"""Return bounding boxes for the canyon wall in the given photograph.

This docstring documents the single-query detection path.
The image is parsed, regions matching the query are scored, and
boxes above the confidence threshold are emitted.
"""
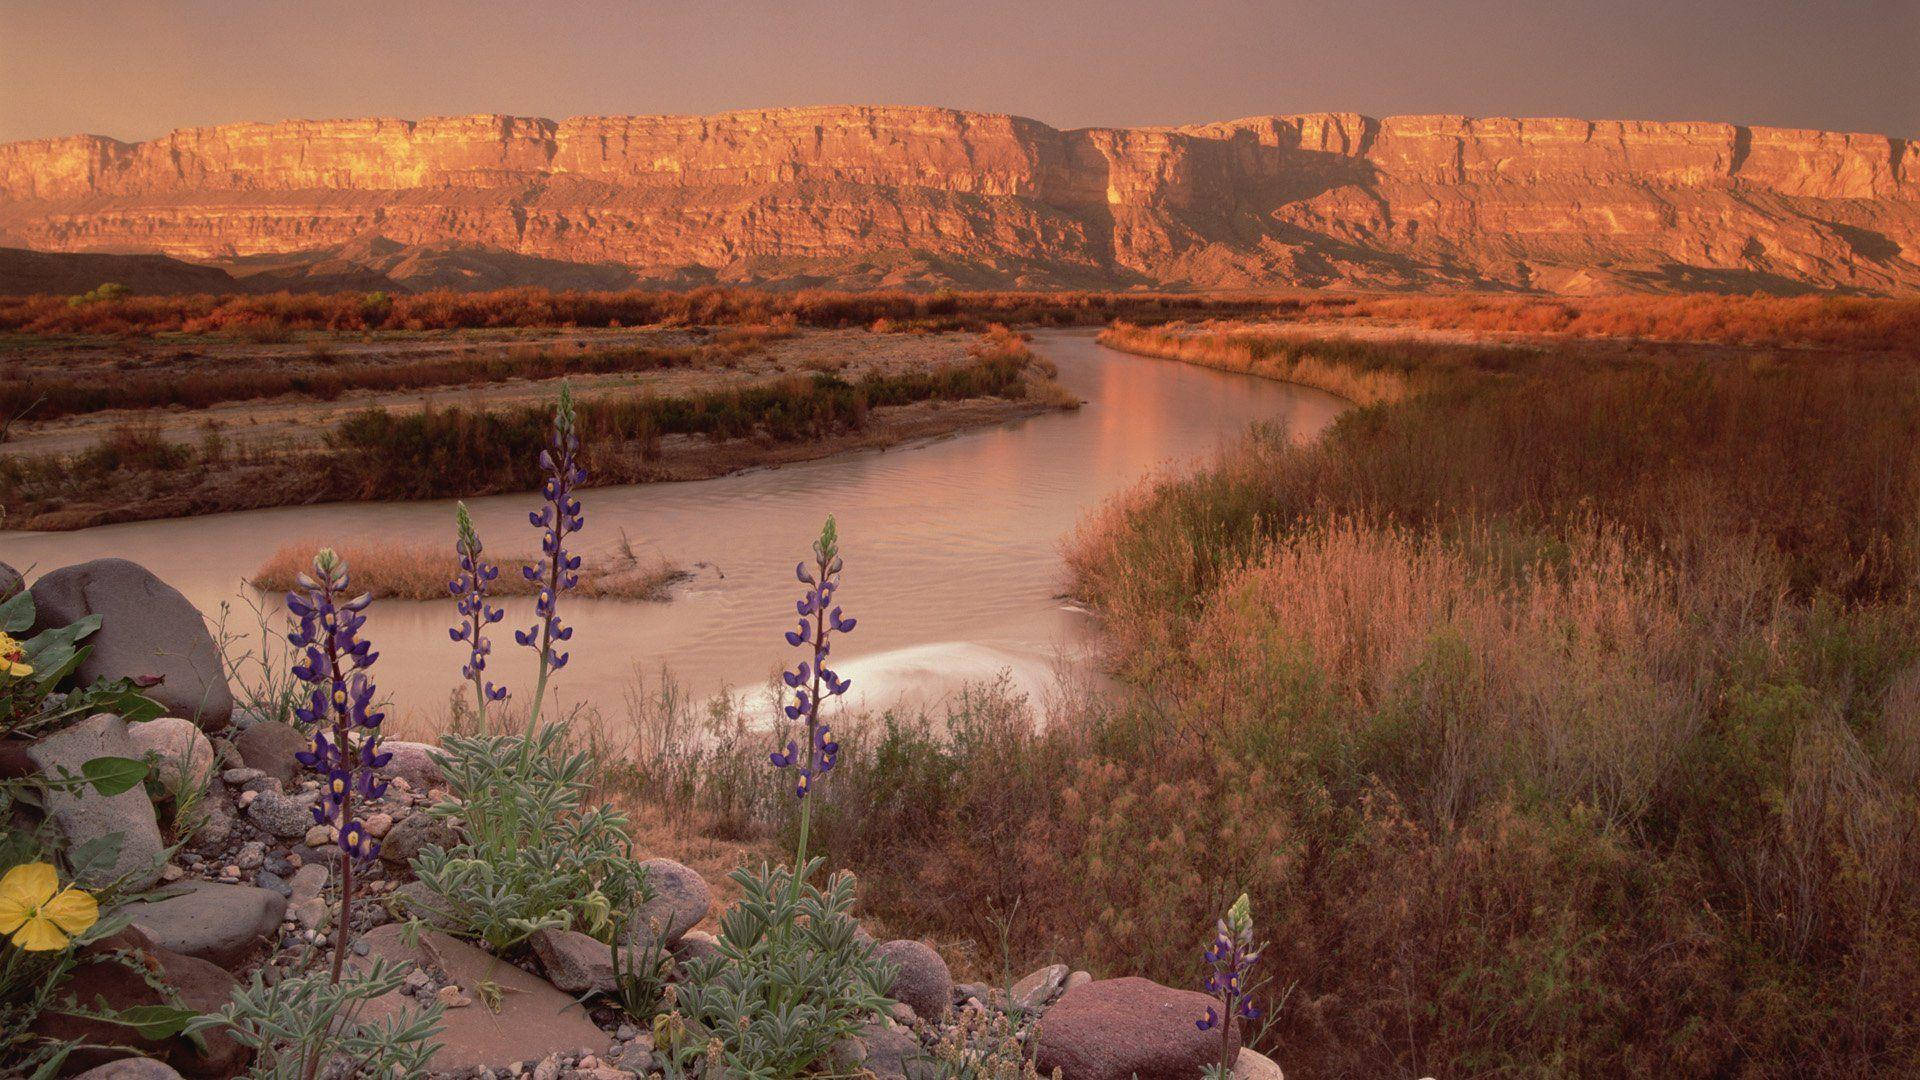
[1,105,1915,293]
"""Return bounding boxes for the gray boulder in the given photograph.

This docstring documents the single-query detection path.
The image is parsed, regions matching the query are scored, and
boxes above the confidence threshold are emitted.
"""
[627,858,709,948]
[29,559,233,729]
[856,1021,936,1080]
[232,720,306,786]
[246,788,318,839]
[874,939,953,1021]
[671,928,723,969]
[125,717,215,797]
[128,881,287,966]
[378,812,457,865]
[1012,962,1070,1011]
[375,740,448,789]
[27,713,165,889]
[529,928,618,995]
[1034,976,1238,1080]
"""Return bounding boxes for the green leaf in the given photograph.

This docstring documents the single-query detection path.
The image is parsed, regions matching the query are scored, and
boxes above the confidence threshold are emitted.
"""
[81,756,148,796]
[0,588,33,633]
[65,831,126,881]
[103,1003,202,1040]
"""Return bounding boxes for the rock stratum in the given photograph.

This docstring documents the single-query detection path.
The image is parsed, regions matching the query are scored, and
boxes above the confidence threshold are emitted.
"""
[1,105,1916,294]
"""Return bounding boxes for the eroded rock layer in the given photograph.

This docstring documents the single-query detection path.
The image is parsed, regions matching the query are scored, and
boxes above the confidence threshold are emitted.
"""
[1,106,1915,293]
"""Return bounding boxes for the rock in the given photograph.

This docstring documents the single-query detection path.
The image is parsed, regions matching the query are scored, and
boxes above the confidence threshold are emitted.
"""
[355,922,612,1071]
[391,879,465,933]
[231,720,305,786]
[627,858,709,948]
[1066,969,1093,992]
[304,823,336,848]
[221,767,263,785]
[375,740,448,788]
[530,928,618,995]
[71,1059,185,1080]
[363,811,394,838]
[31,927,250,1078]
[25,713,166,889]
[194,799,236,848]
[379,812,457,865]
[234,840,265,870]
[1234,1049,1286,1080]
[436,984,473,1008]
[125,717,215,797]
[1034,977,1238,1080]
[670,928,722,969]
[127,880,287,967]
[856,1020,935,1080]
[246,788,317,839]
[874,939,953,1021]
[28,559,234,729]
[0,561,22,600]
[1011,962,1070,1011]
[288,862,328,905]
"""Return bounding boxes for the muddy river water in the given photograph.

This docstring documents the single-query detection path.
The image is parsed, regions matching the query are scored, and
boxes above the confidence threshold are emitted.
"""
[0,331,1345,727]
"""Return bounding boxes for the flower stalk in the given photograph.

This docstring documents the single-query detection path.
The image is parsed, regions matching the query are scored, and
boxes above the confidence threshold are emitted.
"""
[1197,892,1264,1074]
[769,516,856,895]
[515,384,584,733]
[449,501,508,725]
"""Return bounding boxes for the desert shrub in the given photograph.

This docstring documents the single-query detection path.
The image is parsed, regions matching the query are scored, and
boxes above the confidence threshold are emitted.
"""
[191,957,442,1080]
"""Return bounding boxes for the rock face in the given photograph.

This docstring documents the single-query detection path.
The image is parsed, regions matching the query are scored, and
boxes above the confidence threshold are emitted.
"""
[1033,976,1239,1080]
[28,559,234,729]
[1,106,1916,294]
[25,713,166,889]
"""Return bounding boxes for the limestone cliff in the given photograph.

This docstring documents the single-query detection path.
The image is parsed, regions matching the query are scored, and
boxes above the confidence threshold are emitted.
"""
[1,105,1915,293]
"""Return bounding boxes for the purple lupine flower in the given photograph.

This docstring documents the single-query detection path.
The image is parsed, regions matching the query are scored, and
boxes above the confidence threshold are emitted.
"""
[769,517,854,800]
[515,385,584,725]
[449,501,509,718]
[1196,893,1264,1070]
[286,548,388,981]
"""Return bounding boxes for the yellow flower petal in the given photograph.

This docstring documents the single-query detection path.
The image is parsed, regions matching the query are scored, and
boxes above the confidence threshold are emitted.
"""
[9,916,71,952]
[40,885,98,935]
[0,862,58,909]
[1,660,30,677]
[0,895,28,936]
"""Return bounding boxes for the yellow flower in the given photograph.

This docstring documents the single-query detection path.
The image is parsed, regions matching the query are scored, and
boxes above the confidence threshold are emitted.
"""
[0,862,98,952]
[0,631,30,678]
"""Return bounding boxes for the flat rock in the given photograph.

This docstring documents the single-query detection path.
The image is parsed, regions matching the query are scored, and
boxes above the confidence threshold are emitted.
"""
[72,1059,186,1080]
[29,558,233,729]
[128,880,287,967]
[1034,976,1238,1080]
[1012,961,1070,1011]
[628,858,709,948]
[356,922,611,1071]
[529,927,618,995]
[231,720,306,786]
[26,713,165,889]
[32,927,250,1078]
[375,740,447,788]
[874,939,952,1021]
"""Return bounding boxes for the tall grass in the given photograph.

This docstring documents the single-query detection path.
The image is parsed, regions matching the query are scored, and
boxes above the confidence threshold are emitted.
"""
[248,539,686,601]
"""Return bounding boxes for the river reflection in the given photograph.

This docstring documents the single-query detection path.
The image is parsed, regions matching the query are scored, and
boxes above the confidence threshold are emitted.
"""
[0,331,1345,727]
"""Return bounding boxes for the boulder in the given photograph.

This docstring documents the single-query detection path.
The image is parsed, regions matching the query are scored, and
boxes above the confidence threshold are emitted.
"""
[627,858,709,948]
[671,928,723,969]
[855,1021,936,1080]
[26,713,165,889]
[31,927,250,1079]
[127,880,287,967]
[126,718,216,797]
[530,927,619,995]
[355,923,612,1071]
[874,939,953,1021]
[1011,962,1069,1011]
[1034,976,1238,1080]
[72,1059,185,1080]
[375,740,447,789]
[1234,1049,1286,1080]
[29,559,233,729]
[231,720,305,786]
[390,879,465,934]
[378,812,457,865]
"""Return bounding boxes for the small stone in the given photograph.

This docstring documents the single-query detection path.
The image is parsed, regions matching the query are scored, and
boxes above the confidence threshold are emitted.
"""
[248,789,319,839]
[160,864,185,883]
[221,865,241,879]
[305,824,336,848]
[1012,962,1070,1011]
[235,841,266,870]
[255,870,290,896]
[1066,969,1093,991]
[222,768,264,785]
[364,811,394,838]
[237,790,258,808]
[436,984,473,1008]
[874,939,953,1021]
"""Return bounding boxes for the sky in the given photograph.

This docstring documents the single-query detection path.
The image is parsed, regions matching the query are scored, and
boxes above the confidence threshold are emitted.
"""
[1,0,1914,144]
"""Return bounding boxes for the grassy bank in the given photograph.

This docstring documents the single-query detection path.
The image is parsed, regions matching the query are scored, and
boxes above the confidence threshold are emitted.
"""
[598,332,1920,1075]
[249,539,688,601]
[0,328,1069,528]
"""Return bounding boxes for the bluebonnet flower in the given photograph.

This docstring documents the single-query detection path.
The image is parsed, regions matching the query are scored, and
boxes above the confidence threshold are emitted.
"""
[286,548,389,980]
[769,516,856,801]
[1196,893,1264,1071]
[449,501,508,719]
[515,385,584,726]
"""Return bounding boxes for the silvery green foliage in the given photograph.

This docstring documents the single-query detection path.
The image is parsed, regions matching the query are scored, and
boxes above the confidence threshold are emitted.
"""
[409,723,649,954]
[191,956,442,1080]
[670,859,894,1078]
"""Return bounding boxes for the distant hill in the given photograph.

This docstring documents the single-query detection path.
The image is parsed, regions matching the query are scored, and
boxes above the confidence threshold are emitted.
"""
[2,105,1916,294]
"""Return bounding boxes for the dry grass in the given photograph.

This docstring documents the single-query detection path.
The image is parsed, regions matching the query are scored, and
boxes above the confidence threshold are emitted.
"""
[249,540,688,601]
[1337,293,1920,351]
[1099,322,1422,404]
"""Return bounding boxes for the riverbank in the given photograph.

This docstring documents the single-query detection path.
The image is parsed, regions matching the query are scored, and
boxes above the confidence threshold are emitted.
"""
[0,326,1077,530]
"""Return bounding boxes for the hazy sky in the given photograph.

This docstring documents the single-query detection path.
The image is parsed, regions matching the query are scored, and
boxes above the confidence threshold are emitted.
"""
[2,0,1914,144]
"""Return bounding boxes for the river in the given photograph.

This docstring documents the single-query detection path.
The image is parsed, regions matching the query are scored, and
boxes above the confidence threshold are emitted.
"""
[0,330,1345,728]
